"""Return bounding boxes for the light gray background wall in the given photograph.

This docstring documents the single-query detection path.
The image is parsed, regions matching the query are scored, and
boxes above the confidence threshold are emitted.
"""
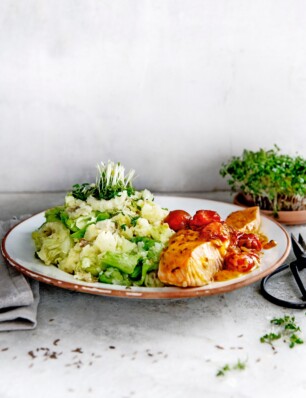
[1,0,306,193]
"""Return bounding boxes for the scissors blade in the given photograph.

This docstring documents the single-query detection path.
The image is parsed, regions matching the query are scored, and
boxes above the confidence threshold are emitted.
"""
[291,234,305,259]
[298,234,306,251]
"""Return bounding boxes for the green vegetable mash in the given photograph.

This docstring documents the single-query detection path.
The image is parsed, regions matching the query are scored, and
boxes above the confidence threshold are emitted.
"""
[32,162,174,287]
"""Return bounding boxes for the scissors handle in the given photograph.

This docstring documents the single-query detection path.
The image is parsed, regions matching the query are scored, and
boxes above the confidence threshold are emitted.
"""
[290,261,306,301]
[261,264,306,309]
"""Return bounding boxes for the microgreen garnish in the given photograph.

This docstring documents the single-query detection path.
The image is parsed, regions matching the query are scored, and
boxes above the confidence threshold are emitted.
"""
[216,359,247,377]
[289,334,304,348]
[260,315,304,349]
[71,183,96,201]
[216,364,230,377]
[220,146,306,213]
[233,359,247,371]
[72,161,135,201]
[260,333,281,344]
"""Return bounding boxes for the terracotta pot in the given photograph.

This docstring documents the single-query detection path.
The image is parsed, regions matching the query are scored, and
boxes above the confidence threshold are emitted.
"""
[233,193,306,225]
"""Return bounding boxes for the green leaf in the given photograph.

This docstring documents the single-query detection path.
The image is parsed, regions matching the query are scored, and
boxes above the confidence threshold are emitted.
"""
[216,360,247,377]
[99,267,132,286]
[45,206,65,223]
[72,183,96,201]
[260,333,281,344]
[216,364,230,377]
[131,236,157,250]
[95,211,110,222]
[262,315,304,348]
[233,359,247,370]
[289,334,304,348]
[100,252,141,274]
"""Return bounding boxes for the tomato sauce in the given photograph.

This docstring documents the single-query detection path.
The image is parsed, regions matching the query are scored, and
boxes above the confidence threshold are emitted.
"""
[214,270,243,282]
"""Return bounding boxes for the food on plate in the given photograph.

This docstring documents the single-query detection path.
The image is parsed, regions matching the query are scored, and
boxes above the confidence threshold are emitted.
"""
[158,207,274,287]
[225,206,260,233]
[32,161,275,289]
[32,161,174,287]
[158,229,223,287]
[164,210,191,232]
[189,210,222,230]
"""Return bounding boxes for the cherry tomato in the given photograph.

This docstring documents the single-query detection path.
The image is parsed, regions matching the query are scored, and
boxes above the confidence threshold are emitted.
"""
[237,233,262,251]
[224,251,259,273]
[200,221,230,242]
[228,229,244,246]
[164,210,191,231]
[189,210,221,230]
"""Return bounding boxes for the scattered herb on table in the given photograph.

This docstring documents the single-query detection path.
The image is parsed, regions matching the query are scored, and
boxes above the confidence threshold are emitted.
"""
[233,359,247,370]
[260,315,304,349]
[216,364,231,377]
[216,359,247,377]
[260,332,281,345]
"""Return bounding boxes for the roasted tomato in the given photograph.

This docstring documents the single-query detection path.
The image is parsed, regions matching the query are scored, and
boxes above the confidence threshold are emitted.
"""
[237,233,262,251]
[200,221,230,243]
[228,229,243,246]
[164,210,191,232]
[224,251,259,273]
[189,210,222,230]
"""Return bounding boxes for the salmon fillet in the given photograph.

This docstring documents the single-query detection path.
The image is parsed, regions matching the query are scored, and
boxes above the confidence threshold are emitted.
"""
[158,229,224,287]
[158,208,263,288]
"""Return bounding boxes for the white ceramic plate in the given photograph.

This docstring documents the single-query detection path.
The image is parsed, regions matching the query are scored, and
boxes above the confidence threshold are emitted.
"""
[1,196,291,299]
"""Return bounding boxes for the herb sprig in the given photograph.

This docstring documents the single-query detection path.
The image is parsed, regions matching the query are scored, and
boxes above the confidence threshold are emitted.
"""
[260,315,304,349]
[72,161,135,201]
[216,359,247,377]
[220,146,306,213]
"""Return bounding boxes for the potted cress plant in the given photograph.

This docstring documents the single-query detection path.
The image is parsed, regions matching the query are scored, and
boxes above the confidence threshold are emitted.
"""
[219,146,306,223]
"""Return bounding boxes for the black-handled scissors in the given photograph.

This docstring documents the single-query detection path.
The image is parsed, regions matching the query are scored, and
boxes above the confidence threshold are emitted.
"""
[261,234,306,309]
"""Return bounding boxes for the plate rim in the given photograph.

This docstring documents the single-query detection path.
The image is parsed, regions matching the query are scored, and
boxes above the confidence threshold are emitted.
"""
[1,195,291,299]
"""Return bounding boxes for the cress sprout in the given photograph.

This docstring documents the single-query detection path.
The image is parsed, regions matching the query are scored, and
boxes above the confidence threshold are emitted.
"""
[72,161,136,201]
[220,146,306,214]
